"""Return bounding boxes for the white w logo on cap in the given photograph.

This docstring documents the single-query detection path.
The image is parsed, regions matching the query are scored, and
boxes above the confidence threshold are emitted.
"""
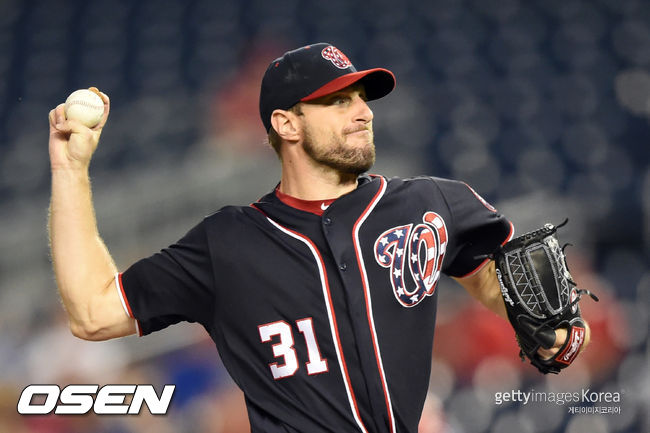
[321,46,352,69]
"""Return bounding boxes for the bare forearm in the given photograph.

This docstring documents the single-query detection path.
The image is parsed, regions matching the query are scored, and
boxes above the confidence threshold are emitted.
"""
[49,168,117,329]
[455,261,507,319]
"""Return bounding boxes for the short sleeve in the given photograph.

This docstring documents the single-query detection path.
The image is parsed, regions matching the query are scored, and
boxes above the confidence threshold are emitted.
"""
[434,179,514,277]
[118,220,215,335]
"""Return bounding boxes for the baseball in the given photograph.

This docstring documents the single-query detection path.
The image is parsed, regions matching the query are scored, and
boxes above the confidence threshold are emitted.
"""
[64,89,105,128]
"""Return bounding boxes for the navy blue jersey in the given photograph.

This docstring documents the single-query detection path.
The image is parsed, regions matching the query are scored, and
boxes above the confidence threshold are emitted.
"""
[117,174,513,432]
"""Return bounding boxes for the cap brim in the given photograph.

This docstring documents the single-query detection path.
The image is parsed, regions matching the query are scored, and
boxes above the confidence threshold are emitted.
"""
[300,68,395,102]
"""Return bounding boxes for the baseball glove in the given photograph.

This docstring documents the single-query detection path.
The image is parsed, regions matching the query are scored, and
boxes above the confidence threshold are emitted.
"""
[492,220,598,374]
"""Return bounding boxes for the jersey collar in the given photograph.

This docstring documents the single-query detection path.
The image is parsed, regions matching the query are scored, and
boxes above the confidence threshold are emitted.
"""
[274,188,336,216]
[270,174,375,216]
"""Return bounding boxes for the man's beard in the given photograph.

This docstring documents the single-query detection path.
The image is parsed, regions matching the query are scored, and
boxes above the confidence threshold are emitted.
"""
[302,127,376,176]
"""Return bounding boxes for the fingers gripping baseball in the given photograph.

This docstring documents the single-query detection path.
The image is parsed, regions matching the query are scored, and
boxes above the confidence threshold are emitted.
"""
[49,88,110,171]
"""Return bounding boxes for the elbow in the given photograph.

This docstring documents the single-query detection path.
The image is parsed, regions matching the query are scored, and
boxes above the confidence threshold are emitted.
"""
[62,280,134,341]
[68,319,107,341]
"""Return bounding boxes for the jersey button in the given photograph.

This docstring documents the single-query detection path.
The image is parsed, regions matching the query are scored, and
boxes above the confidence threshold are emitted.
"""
[323,217,332,225]
[339,263,347,271]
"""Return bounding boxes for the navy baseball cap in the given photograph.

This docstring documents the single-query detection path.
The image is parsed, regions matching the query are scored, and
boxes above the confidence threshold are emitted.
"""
[259,43,396,131]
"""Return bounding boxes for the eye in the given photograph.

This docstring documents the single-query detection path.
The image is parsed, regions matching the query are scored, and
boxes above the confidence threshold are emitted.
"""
[331,96,350,105]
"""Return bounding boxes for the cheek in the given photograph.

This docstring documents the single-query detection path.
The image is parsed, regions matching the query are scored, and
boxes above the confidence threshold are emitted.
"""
[305,122,338,143]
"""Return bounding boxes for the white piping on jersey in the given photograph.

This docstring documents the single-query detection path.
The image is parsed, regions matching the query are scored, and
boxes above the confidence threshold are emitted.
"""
[115,273,130,316]
[352,176,396,433]
[262,216,369,433]
[114,273,141,337]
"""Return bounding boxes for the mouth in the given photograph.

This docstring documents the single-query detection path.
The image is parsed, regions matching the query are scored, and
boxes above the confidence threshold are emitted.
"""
[345,127,371,136]
[348,129,371,136]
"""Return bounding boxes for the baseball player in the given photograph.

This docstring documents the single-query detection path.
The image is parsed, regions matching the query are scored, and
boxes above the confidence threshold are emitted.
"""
[48,43,590,432]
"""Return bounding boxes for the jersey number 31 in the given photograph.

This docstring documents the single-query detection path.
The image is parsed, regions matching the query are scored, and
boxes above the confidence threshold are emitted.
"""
[258,318,329,380]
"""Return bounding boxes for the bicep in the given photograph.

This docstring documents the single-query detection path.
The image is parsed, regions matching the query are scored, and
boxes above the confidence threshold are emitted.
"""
[453,260,507,320]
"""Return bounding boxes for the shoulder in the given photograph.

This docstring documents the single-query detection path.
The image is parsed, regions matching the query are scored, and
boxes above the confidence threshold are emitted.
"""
[380,174,458,186]
[202,203,280,233]
[380,174,463,196]
[204,204,265,222]
[202,206,265,233]
[379,175,501,216]
[388,176,488,201]
[192,205,270,252]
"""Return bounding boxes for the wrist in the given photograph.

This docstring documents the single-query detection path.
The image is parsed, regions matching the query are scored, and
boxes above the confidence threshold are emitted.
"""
[51,164,90,177]
[50,166,92,191]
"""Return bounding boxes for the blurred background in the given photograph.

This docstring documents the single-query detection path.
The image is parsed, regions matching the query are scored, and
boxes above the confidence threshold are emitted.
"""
[0,0,648,432]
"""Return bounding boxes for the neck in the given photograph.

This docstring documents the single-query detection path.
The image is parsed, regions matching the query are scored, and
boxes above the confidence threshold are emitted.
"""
[278,155,359,200]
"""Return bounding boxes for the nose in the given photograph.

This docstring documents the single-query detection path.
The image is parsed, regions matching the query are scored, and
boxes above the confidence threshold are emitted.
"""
[353,95,374,124]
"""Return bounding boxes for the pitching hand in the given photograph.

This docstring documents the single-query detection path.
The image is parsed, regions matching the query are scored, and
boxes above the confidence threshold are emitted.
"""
[48,87,110,171]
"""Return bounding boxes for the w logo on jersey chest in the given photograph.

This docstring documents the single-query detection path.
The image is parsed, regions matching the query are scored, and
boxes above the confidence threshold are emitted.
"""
[374,212,448,307]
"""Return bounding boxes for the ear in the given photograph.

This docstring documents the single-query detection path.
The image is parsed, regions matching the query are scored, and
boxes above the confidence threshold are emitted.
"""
[270,109,301,142]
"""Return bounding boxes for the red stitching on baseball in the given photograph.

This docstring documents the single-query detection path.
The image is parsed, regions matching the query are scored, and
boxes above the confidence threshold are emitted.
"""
[67,100,103,110]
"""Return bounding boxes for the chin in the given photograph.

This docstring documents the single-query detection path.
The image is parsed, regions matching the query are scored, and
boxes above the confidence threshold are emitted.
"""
[347,132,373,147]
[345,152,376,175]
